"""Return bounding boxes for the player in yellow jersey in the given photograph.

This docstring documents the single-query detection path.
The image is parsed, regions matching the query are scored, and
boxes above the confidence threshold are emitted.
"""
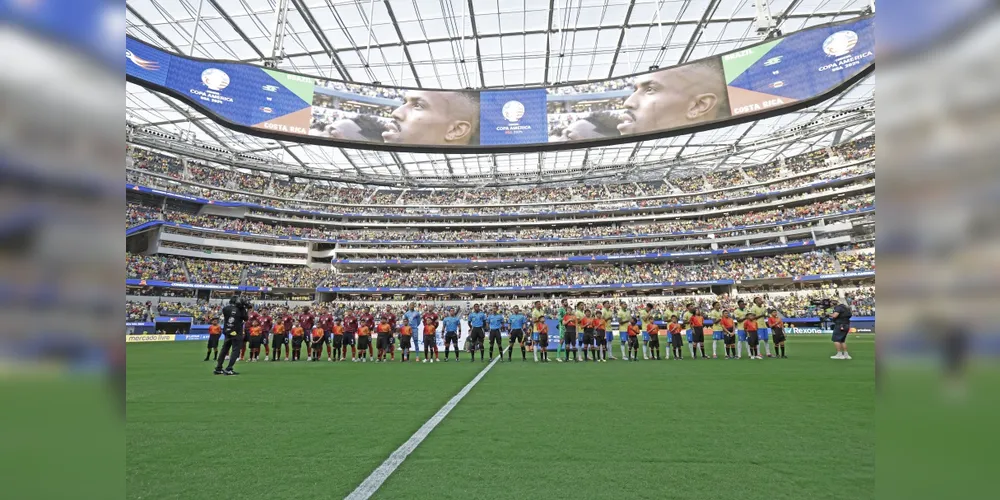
[749,297,773,358]
[734,299,750,359]
[707,301,725,359]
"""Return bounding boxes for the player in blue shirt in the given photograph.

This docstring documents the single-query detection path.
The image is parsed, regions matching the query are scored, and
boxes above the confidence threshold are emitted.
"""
[467,304,487,362]
[442,308,462,361]
[507,306,528,362]
[404,303,422,352]
[487,306,506,361]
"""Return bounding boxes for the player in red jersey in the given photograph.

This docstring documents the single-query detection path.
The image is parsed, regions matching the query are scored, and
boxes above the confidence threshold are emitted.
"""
[422,305,440,362]
[342,308,359,361]
[380,305,398,361]
[279,307,295,360]
[317,306,336,361]
[259,307,274,361]
[241,308,262,361]
[298,306,316,339]
[359,307,376,359]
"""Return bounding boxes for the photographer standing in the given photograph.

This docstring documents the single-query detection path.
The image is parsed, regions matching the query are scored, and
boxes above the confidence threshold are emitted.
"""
[819,299,835,332]
[215,296,251,375]
[829,297,853,360]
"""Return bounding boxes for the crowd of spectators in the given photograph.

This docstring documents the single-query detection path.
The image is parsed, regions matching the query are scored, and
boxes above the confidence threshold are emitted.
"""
[844,287,875,316]
[546,79,631,96]
[270,178,311,199]
[130,148,183,180]
[127,135,874,213]
[126,254,188,282]
[130,161,872,218]
[785,148,829,174]
[143,162,871,216]
[704,169,749,190]
[833,135,874,162]
[126,287,875,325]
[716,251,841,280]
[768,286,875,318]
[670,174,706,194]
[126,300,154,322]
[127,287,194,298]
[245,265,336,288]
[187,162,229,186]
[126,203,162,228]
[319,263,728,288]
[156,300,222,323]
[185,259,243,284]
[546,98,626,115]
[133,194,872,246]
[836,251,875,271]
[744,160,782,183]
[371,190,401,205]
[319,268,459,288]
[318,81,405,101]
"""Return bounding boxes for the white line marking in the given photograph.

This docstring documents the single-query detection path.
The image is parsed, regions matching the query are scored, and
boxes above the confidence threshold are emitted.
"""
[344,354,502,500]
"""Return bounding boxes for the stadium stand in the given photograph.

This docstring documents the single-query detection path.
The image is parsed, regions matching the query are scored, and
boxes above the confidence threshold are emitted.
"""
[125,135,875,326]
[125,136,874,215]
[126,254,188,282]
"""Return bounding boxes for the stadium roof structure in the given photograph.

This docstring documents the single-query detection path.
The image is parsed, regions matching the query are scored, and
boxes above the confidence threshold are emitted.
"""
[125,0,875,188]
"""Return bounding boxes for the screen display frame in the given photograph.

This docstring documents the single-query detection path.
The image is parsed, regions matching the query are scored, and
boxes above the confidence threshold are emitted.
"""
[126,14,873,154]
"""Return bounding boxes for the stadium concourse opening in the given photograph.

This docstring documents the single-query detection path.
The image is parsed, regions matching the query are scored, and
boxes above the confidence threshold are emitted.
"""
[125,1,874,499]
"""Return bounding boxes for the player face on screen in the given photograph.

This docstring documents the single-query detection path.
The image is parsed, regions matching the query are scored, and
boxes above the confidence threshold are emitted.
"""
[618,59,729,135]
[383,90,480,145]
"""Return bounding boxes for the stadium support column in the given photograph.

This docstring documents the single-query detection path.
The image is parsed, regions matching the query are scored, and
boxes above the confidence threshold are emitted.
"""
[265,0,291,69]
[187,0,205,56]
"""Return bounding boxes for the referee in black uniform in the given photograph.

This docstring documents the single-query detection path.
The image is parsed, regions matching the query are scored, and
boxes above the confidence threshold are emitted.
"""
[215,295,251,375]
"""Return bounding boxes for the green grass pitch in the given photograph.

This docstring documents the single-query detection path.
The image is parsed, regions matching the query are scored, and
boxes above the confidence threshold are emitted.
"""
[127,336,874,499]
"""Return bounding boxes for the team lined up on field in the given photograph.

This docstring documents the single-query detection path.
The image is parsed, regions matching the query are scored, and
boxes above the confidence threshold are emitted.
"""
[204,297,790,363]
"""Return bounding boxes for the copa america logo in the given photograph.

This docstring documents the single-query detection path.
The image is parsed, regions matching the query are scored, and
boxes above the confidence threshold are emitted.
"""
[125,50,159,71]
[501,100,525,122]
[201,68,230,91]
[822,30,859,57]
